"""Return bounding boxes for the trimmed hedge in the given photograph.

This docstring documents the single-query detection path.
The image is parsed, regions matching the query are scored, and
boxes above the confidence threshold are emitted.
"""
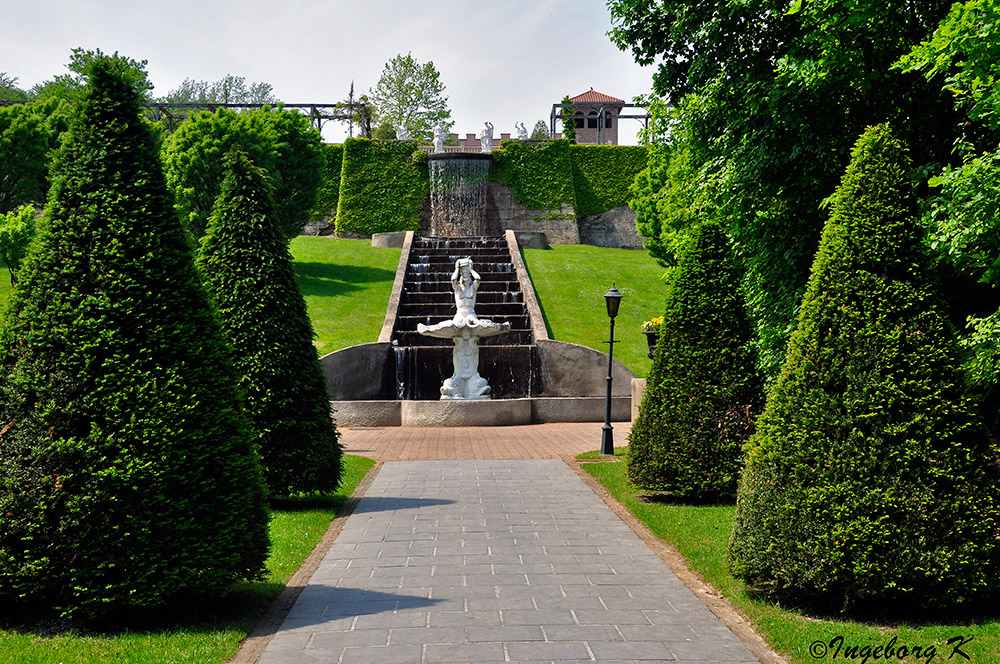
[335,138,428,235]
[198,150,343,495]
[627,221,761,501]
[0,59,270,619]
[729,125,1000,615]
[490,139,576,213]
[570,144,648,217]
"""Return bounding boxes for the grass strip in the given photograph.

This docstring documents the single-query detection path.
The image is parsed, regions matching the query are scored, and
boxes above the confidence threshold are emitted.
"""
[289,236,401,353]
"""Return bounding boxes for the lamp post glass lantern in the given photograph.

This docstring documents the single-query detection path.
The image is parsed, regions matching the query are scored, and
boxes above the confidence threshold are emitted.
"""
[602,285,622,455]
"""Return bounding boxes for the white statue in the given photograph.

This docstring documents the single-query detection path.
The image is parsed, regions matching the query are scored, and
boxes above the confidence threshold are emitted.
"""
[480,121,494,153]
[433,122,445,153]
[516,122,528,141]
[395,124,409,141]
[417,257,511,399]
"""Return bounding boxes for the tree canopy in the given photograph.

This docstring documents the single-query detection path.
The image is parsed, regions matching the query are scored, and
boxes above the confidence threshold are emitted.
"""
[369,52,453,142]
[160,74,278,105]
[612,0,966,377]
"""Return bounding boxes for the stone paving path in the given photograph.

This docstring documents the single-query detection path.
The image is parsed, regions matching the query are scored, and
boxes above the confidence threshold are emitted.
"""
[257,459,760,664]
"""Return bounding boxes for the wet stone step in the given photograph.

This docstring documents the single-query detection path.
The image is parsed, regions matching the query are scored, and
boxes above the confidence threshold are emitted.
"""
[393,331,534,348]
[397,303,527,316]
[402,292,523,305]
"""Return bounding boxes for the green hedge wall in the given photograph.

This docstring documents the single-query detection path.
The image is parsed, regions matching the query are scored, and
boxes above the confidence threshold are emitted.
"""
[571,144,649,217]
[335,138,428,235]
[323,139,648,236]
[490,139,576,212]
[311,143,344,221]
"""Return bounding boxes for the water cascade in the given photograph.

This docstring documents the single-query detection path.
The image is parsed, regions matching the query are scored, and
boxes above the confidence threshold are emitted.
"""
[428,153,499,237]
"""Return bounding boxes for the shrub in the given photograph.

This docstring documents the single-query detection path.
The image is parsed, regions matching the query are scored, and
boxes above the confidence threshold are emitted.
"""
[627,222,762,501]
[729,124,1000,615]
[198,150,343,495]
[162,106,325,239]
[335,138,428,235]
[0,57,270,618]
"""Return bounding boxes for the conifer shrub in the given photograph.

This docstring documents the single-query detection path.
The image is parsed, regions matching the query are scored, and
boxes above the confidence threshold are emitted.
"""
[729,124,1000,614]
[198,150,342,495]
[0,58,270,618]
[627,222,762,501]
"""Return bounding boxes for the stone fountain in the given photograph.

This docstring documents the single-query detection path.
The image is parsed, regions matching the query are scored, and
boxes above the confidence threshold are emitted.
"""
[417,257,511,399]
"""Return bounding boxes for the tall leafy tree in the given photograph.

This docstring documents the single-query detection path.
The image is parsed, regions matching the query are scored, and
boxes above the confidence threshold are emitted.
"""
[369,52,453,142]
[160,74,278,105]
[611,0,961,376]
[198,150,342,495]
[0,102,51,212]
[0,73,28,101]
[0,56,269,618]
[162,105,324,239]
[729,125,1000,615]
[898,0,1000,395]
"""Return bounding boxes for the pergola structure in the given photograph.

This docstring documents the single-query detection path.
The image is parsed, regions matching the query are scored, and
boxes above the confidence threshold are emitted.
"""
[549,101,650,145]
[0,100,370,135]
[144,102,370,134]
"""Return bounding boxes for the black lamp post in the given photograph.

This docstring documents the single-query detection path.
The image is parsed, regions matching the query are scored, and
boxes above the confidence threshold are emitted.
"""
[601,284,623,456]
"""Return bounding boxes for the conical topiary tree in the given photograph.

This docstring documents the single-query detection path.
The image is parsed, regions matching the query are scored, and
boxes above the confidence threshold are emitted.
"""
[627,221,762,501]
[729,124,1000,614]
[0,57,270,619]
[198,150,342,495]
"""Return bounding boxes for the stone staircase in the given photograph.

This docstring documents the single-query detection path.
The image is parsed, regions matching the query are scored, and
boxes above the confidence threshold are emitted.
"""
[390,236,538,400]
[392,236,531,347]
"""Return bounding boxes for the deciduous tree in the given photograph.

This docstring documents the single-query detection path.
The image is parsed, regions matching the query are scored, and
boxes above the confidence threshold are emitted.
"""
[369,52,453,142]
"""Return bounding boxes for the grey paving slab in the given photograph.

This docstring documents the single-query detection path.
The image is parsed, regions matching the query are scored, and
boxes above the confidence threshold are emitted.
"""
[257,459,760,664]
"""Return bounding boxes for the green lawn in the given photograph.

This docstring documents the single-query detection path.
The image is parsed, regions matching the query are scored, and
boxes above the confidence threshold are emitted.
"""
[521,244,667,377]
[581,455,1000,664]
[289,236,401,353]
[0,454,376,664]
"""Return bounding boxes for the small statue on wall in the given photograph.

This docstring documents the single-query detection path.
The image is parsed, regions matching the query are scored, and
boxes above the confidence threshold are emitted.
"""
[433,122,445,153]
[480,121,494,153]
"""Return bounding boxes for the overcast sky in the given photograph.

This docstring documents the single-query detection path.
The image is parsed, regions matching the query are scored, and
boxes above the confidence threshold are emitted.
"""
[2,0,657,144]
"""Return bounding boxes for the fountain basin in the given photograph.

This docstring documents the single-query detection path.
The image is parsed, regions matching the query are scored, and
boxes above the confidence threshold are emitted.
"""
[330,396,632,427]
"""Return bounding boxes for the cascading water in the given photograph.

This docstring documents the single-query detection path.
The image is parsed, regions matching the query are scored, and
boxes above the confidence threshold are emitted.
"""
[428,154,499,237]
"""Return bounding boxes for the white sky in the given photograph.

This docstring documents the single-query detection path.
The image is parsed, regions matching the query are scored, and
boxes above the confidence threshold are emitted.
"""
[2,0,657,144]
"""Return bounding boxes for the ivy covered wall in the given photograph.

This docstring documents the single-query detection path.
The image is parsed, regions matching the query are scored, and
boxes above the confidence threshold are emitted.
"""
[490,139,576,213]
[335,138,428,235]
[570,145,649,217]
[319,138,647,236]
[311,143,344,220]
